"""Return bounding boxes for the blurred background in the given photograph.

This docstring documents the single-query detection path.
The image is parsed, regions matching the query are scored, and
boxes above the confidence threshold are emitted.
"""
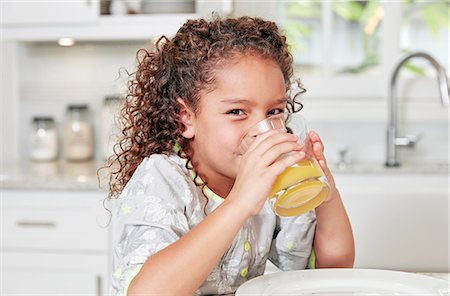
[1,1,448,295]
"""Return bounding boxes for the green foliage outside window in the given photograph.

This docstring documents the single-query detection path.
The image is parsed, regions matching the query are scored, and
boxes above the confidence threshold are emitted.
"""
[332,0,382,73]
[402,0,449,75]
[284,0,448,74]
[284,1,321,57]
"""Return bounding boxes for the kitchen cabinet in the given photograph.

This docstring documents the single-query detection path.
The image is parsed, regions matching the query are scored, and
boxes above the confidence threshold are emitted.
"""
[1,189,111,295]
[0,0,232,164]
[334,173,448,272]
[2,0,100,25]
[3,252,108,295]
[2,0,232,41]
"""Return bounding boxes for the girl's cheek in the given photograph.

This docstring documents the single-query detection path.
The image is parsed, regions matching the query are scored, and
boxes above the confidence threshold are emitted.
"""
[223,128,244,145]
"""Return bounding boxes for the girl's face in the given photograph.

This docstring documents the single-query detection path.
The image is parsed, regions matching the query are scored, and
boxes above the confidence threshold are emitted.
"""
[184,54,287,196]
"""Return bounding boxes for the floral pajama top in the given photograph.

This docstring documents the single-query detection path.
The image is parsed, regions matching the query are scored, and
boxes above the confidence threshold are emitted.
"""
[110,153,316,295]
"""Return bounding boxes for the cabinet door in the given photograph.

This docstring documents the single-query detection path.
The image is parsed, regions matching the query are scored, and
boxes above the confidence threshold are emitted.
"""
[335,174,448,272]
[3,0,99,25]
[2,252,109,296]
[2,190,110,252]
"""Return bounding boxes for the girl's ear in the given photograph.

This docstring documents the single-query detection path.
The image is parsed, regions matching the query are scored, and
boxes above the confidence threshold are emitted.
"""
[177,98,195,139]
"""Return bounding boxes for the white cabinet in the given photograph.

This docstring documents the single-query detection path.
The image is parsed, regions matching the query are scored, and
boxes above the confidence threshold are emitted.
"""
[335,174,448,272]
[3,252,108,295]
[1,0,232,41]
[2,0,100,25]
[0,189,111,296]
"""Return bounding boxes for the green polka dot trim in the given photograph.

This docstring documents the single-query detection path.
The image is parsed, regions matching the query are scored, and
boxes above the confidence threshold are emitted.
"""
[244,241,250,252]
[240,267,248,278]
[181,156,224,204]
[172,143,182,153]
[307,248,316,269]
[124,264,143,296]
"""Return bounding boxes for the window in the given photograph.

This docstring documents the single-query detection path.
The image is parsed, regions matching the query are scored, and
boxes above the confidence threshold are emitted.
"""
[283,1,323,74]
[283,0,384,75]
[278,0,448,98]
[401,0,449,74]
[331,1,383,75]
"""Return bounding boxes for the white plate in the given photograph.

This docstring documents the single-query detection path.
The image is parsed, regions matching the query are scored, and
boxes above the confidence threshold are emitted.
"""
[235,269,449,296]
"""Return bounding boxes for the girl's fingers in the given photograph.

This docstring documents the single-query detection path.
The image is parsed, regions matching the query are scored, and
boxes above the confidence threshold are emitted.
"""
[309,131,323,151]
[308,131,337,187]
[245,129,287,153]
[313,142,325,163]
[309,131,326,163]
[308,131,328,169]
[269,150,305,176]
[308,130,321,142]
[258,141,304,166]
[301,136,315,159]
[259,141,306,167]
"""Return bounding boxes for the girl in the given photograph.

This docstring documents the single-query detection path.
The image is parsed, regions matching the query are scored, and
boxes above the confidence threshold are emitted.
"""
[107,15,354,295]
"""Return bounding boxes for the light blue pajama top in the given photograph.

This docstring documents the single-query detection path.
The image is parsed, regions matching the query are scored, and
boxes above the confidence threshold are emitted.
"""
[110,153,316,295]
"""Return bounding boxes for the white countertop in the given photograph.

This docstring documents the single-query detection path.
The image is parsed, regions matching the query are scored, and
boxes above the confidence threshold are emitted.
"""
[1,159,448,191]
[0,160,107,191]
[329,161,449,175]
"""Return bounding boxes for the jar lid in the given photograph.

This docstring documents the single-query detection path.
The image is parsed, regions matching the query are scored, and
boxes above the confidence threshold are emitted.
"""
[32,116,55,122]
[67,104,89,111]
[104,95,122,103]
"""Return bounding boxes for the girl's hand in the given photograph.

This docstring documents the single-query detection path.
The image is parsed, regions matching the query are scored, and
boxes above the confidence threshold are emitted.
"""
[308,131,355,268]
[308,131,338,201]
[227,129,306,217]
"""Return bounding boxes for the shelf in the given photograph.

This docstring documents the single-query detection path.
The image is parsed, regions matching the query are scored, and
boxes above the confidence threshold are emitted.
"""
[2,14,200,42]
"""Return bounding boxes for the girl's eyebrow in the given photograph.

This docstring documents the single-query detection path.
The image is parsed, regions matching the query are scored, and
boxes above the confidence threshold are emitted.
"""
[220,99,253,105]
[220,98,287,104]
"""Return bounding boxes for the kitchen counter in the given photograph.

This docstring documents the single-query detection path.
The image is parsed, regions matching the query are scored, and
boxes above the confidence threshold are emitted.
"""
[329,161,449,175]
[1,160,448,191]
[0,160,107,191]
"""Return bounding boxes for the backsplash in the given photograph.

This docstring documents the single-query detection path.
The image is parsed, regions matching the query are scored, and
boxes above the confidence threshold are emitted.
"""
[304,121,448,165]
[19,41,145,161]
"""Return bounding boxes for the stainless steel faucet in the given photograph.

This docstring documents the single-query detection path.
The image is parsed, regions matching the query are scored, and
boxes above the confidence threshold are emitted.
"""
[386,52,450,167]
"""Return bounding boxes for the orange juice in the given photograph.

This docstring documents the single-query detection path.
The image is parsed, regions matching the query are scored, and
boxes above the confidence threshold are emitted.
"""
[269,158,329,216]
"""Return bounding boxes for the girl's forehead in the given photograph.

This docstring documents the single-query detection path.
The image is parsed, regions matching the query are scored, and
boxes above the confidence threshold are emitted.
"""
[189,53,285,113]
[196,58,286,108]
[214,56,284,88]
[196,53,283,95]
[212,54,280,78]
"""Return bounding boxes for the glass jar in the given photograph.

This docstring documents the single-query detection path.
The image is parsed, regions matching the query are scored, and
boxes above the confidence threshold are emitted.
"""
[30,116,58,161]
[141,0,195,14]
[101,95,122,160]
[64,104,94,161]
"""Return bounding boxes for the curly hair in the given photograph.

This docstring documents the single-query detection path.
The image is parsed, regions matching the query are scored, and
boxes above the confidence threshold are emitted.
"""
[103,15,305,199]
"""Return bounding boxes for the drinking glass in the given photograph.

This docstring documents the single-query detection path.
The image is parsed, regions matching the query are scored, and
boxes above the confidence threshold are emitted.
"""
[240,114,330,216]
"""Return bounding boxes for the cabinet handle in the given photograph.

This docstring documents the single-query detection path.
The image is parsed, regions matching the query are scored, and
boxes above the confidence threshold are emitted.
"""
[16,221,56,228]
[86,0,91,7]
[96,275,102,296]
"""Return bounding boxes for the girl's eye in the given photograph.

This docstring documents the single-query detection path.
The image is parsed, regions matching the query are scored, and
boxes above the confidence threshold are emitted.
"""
[227,109,245,116]
[268,108,284,116]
